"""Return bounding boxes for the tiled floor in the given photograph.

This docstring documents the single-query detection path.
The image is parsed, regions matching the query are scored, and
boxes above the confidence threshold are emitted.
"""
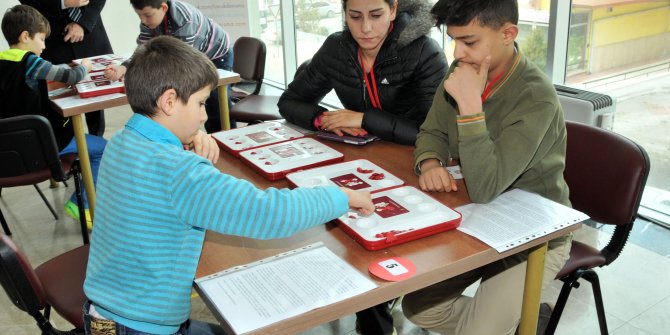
[2,105,670,335]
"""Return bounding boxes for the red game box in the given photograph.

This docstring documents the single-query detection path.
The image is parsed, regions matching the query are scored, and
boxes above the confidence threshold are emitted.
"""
[337,186,462,250]
[211,122,304,157]
[239,138,344,181]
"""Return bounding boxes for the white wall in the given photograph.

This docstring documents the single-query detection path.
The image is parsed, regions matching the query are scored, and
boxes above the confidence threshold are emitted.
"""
[0,0,138,56]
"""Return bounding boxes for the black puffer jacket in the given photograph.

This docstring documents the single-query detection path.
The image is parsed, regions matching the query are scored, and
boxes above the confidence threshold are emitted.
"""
[278,0,447,145]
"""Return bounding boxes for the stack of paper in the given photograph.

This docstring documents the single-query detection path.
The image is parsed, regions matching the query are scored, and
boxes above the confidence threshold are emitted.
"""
[194,242,376,334]
[456,189,588,252]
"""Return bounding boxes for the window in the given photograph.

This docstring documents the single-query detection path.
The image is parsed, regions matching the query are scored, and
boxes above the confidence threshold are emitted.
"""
[565,1,670,215]
[258,0,285,84]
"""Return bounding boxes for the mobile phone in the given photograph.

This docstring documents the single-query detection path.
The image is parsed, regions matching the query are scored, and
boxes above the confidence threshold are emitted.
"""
[316,131,379,145]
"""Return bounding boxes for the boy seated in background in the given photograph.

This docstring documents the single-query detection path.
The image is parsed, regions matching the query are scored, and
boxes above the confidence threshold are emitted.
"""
[0,4,106,228]
[83,35,374,335]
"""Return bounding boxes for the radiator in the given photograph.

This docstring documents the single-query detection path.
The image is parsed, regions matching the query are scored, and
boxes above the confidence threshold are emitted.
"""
[555,85,616,130]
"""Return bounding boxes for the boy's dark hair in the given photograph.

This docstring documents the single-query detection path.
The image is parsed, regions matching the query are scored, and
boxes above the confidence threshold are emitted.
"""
[1,5,50,45]
[130,0,166,10]
[431,0,518,29]
[124,36,218,117]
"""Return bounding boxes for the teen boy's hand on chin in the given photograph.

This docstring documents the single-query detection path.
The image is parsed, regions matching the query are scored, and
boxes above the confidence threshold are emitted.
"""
[189,130,220,164]
[444,56,491,116]
[340,188,375,216]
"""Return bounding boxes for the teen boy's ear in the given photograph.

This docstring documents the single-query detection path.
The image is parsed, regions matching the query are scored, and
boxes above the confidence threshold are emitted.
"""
[501,23,519,45]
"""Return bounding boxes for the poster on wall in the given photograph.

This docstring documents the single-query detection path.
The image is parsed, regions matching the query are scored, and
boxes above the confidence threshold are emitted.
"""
[192,0,249,42]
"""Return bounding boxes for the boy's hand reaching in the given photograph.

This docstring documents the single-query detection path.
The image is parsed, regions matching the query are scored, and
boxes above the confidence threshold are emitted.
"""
[444,56,491,116]
[80,59,93,73]
[340,188,374,216]
[104,64,127,81]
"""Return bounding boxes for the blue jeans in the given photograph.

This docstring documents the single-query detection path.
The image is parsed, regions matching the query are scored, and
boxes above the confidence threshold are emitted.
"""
[83,301,227,335]
[59,134,107,208]
[205,50,235,133]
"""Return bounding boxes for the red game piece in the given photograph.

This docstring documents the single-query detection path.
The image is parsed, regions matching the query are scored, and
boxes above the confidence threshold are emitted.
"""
[370,173,385,180]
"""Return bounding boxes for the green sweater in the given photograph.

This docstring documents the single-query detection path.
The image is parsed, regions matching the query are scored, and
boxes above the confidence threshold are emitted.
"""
[415,49,570,206]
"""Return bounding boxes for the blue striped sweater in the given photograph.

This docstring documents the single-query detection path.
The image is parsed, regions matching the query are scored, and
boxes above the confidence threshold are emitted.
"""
[84,114,348,334]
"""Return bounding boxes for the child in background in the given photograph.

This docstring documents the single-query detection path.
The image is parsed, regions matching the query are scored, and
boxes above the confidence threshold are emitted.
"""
[0,4,106,228]
[104,0,234,133]
[83,35,374,335]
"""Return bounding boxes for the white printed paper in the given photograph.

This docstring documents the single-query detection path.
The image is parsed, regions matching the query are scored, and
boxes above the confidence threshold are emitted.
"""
[195,243,376,334]
[457,189,588,252]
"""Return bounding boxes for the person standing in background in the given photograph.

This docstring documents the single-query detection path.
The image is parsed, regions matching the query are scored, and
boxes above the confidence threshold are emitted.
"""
[20,0,114,137]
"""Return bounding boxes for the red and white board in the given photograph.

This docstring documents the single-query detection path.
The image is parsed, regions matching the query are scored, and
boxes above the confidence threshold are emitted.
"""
[286,159,403,193]
[212,122,304,157]
[337,186,461,250]
[239,138,344,181]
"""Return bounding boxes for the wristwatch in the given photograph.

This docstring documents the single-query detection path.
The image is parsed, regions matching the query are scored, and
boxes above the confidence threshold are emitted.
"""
[417,159,444,174]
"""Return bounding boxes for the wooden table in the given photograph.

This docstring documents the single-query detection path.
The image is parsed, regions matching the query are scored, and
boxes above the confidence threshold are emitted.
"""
[196,138,578,335]
[51,70,240,220]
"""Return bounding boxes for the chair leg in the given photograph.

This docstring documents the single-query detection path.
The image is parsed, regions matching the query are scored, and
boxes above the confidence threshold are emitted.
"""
[70,160,89,245]
[582,270,609,335]
[34,185,58,220]
[0,207,11,235]
[545,275,580,335]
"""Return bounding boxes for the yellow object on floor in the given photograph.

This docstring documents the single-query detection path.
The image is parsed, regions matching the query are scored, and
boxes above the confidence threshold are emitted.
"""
[64,200,92,230]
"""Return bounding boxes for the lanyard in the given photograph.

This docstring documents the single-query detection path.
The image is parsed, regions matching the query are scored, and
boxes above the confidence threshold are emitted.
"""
[481,68,506,103]
[358,49,382,110]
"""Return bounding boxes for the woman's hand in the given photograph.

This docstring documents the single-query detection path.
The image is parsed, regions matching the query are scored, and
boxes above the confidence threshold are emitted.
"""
[321,109,364,131]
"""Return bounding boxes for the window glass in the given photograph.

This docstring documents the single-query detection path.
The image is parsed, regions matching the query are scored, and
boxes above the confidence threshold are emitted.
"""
[259,0,286,84]
[294,0,342,68]
[565,1,670,200]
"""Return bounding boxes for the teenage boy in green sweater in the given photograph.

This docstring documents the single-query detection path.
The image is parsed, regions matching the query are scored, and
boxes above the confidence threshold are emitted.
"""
[403,1,571,334]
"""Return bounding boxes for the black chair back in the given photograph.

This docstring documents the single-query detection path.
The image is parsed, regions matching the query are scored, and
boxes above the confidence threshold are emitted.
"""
[564,120,650,264]
[0,115,66,181]
[545,121,650,335]
[0,233,88,334]
[0,233,49,327]
[232,36,267,96]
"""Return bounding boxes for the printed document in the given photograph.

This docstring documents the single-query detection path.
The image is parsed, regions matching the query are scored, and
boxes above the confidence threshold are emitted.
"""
[194,242,376,334]
[457,189,588,252]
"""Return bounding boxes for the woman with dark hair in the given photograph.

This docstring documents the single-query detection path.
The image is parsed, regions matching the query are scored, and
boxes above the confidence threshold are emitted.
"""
[279,0,447,146]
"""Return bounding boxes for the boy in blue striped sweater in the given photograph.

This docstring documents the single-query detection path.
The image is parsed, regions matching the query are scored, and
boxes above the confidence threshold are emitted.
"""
[83,35,374,335]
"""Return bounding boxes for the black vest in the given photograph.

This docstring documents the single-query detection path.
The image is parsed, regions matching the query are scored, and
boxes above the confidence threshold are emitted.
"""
[0,51,73,150]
